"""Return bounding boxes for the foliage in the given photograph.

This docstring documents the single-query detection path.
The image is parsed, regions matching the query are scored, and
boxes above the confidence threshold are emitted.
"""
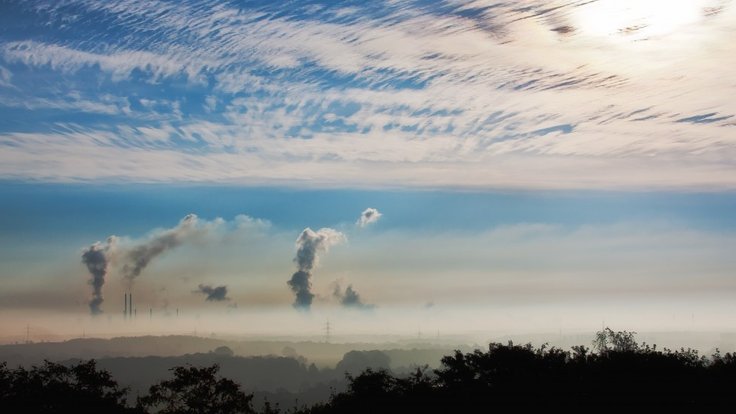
[298,328,736,412]
[592,327,639,352]
[3,329,736,413]
[137,364,255,414]
[0,359,137,413]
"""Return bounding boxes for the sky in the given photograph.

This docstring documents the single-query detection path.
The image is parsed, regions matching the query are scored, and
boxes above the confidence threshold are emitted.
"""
[0,0,735,343]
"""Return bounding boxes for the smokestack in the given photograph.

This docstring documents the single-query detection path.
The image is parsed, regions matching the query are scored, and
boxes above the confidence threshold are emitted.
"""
[129,293,133,319]
[124,293,128,319]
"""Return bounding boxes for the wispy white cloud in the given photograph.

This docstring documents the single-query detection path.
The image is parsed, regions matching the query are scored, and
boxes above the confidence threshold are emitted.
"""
[0,0,734,189]
[1,41,197,82]
[0,94,127,115]
[0,65,12,88]
[1,126,734,189]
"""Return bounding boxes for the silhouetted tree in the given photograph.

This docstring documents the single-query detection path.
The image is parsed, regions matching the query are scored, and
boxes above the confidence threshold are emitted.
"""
[137,364,255,414]
[592,327,639,352]
[0,360,136,413]
[5,332,736,413]
[296,331,736,412]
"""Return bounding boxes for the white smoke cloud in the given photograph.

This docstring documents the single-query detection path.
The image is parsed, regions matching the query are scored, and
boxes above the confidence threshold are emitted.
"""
[357,208,382,228]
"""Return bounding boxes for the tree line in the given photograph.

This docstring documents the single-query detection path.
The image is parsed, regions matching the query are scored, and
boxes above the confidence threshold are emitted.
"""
[1,328,735,413]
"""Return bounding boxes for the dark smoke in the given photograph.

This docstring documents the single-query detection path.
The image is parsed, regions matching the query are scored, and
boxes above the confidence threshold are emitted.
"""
[334,283,375,310]
[122,214,199,285]
[288,228,345,310]
[81,236,116,315]
[287,270,314,309]
[195,284,229,301]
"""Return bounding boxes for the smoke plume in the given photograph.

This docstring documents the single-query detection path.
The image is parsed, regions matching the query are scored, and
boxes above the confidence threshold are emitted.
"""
[357,208,382,228]
[288,227,346,310]
[195,284,230,301]
[333,283,375,310]
[80,213,264,315]
[121,214,200,285]
[81,236,117,315]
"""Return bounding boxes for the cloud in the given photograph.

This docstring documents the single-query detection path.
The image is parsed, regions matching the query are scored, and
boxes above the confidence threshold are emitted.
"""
[0,65,12,88]
[195,284,229,301]
[0,1,735,189]
[2,127,735,190]
[0,92,129,115]
[1,41,195,82]
[357,208,382,228]
[233,214,271,231]
[287,227,346,310]
[333,283,375,310]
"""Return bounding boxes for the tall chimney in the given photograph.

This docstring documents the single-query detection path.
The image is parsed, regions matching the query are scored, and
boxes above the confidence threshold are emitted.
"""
[129,293,133,319]
[124,293,128,319]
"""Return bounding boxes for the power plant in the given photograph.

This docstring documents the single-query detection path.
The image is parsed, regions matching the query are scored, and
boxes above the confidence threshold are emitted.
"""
[124,293,182,321]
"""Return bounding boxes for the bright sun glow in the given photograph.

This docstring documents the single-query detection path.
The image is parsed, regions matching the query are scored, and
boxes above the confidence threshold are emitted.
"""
[575,0,705,41]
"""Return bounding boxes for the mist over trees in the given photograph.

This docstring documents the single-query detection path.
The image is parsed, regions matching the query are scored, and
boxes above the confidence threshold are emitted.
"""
[2,329,736,413]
